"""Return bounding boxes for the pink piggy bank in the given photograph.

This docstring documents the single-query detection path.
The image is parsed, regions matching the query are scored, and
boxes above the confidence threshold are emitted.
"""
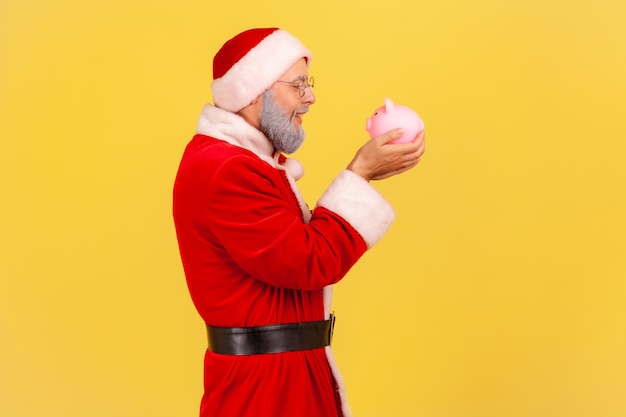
[366,98,424,144]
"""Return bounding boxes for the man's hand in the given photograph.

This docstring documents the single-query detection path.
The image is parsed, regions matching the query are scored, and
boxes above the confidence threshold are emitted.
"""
[347,129,426,181]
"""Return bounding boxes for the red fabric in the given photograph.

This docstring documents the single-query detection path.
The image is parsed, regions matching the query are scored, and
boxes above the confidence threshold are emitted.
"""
[173,134,367,417]
[213,28,278,79]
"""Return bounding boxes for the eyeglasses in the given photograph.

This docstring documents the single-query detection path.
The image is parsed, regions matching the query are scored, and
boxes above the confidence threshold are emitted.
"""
[276,76,314,98]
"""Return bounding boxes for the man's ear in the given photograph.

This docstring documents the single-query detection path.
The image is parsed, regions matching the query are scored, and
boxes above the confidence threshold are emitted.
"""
[237,94,264,129]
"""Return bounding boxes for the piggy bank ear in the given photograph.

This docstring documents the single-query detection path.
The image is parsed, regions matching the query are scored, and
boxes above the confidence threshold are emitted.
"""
[384,98,394,113]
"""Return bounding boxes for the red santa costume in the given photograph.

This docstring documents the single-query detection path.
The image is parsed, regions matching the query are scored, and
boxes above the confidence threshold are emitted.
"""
[173,28,396,417]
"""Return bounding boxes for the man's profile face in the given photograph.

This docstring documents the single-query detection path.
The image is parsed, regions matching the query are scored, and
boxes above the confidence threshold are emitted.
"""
[259,58,315,153]
[270,58,315,130]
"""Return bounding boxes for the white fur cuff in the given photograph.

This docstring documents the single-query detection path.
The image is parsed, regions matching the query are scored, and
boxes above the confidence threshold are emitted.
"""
[316,170,395,248]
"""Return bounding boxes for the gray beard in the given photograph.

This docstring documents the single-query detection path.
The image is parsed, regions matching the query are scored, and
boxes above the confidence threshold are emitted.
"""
[259,89,305,154]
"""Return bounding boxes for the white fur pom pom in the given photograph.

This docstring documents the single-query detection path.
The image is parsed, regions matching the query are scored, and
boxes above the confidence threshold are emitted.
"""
[282,158,305,181]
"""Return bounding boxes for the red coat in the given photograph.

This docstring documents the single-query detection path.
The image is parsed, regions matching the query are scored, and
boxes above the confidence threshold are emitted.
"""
[173,104,395,417]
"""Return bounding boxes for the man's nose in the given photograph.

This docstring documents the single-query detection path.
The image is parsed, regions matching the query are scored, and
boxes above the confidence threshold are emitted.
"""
[303,87,315,105]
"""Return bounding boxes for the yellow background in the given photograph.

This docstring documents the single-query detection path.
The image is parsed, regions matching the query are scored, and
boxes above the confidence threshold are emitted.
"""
[1,0,625,416]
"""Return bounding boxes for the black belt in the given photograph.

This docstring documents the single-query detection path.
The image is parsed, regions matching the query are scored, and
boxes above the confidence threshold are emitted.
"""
[206,314,335,355]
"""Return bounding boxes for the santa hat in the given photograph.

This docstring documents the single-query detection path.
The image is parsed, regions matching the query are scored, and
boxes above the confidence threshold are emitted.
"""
[211,28,312,113]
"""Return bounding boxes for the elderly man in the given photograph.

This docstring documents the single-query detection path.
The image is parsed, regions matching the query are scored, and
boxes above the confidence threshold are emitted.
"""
[173,27,425,417]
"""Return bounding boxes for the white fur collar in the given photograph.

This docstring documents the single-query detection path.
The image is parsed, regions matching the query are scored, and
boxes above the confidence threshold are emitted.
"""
[196,103,276,167]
